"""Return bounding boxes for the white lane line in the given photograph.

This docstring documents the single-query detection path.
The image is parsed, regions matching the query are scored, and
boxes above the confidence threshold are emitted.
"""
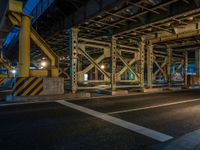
[57,100,173,142]
[107,98,200,115]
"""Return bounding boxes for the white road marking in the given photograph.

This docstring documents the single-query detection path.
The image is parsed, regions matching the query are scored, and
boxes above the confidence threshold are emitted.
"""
[56,100,173,142]
[107,98,200,115]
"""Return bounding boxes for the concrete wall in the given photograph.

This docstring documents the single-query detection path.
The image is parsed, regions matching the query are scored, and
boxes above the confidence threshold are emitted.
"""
[43,77,64,95]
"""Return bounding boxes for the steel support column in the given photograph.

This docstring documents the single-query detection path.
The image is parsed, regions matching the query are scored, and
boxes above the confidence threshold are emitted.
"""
[147,41,153,88]
[8,11,59,77]
[19,14,31,77]
[195,49,200,77]
[69,27,79,94]
[111,37,117,91]
[95,67,98,80]
[124,70,128,80]
[167,47,172,87]
[140,38,145,88]
[184,50,188,87]
[195,49,200,85]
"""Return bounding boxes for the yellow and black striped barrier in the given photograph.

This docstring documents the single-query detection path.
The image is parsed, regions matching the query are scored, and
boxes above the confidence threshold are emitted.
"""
[12,77,44,96]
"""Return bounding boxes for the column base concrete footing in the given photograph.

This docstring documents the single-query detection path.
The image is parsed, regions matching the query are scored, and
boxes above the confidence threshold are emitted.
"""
[110,90,129,96]
[143,86,187,93]
[143,88,163,93]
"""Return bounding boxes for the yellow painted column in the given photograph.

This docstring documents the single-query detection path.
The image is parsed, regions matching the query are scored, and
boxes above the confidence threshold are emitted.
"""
[140,38,145,89]
[69,27,79,93]
[167,47,172,87]
[111,36,117,91]
[19,14,31,77]
[147,40,153,88]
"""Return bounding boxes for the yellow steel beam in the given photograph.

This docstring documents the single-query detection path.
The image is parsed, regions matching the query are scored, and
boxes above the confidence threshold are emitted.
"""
[78,47,110,79]
[19,14,31,77]
[9,0,23,13]
[0,58,13,77]
[151,29,200,44]
[30,70,48,77]
[0,58,12,71]
[8,0,30,77]
[117,57,137,78]
[7,9,59,77]
[30,28,59,77]
[116,51,139,80]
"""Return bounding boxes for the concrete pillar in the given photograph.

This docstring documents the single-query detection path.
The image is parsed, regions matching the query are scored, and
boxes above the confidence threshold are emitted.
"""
[147,40,153,88]
[111,37,117,91]
[184,50,188,87]
[167,47,172,87]
[19,15,31,77]
[69,27,79,94]
[140,38,145,88]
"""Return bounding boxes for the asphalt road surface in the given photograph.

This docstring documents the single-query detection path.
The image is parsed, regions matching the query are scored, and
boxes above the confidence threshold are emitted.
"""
[1,89,200,150]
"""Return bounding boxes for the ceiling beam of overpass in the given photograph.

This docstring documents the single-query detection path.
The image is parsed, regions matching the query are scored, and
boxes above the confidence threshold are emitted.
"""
[65,0,122,28]
[152,27,200,44]
[101,0,200,37]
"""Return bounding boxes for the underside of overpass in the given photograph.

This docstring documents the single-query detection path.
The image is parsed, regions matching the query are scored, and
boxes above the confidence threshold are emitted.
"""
[3,1,200,150]
[0,0,200,94]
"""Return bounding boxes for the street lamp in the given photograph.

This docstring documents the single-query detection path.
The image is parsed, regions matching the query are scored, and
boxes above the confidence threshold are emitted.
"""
[100,65,105,69]
[11,69,16,74]
[40,61,47,68]
[11,69,16,78]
